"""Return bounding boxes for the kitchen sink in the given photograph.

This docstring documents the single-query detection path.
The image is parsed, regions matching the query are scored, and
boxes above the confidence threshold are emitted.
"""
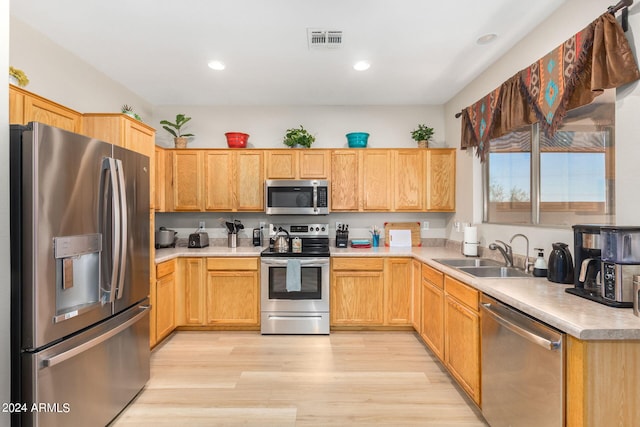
[457,266,531,278]
[435,258,503,268]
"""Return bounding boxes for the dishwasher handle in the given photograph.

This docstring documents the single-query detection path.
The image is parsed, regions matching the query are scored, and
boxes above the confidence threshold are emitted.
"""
[481,302,561,351]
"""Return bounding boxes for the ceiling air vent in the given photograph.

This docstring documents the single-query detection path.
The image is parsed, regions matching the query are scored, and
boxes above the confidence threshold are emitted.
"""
[307,29,343,49]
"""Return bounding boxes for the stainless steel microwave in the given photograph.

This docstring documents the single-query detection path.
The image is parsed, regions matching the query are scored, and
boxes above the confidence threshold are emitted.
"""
[265,179,329,215]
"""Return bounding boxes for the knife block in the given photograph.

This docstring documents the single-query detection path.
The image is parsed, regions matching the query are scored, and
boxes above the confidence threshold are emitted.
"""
[336,230,349,248]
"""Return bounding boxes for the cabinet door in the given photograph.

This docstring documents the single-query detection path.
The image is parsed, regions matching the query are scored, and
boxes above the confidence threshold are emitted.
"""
[421,278,445,361]
[24,93,82,133]
[362,150,392,210]
[331,150,359,211]
[266,150,297,179]
[384,258,412,325]
[426,149,456,212]
[235,151,264,211]
[177,258,205,325]
[204,151,234,210]
[299,150,330,179]
[394,150,425,211]
[331,271,384,325]
[9,85,25,124]
[205,270,259,325]
[411,260,421,331]
[444,295,480,404]
[171,151,203,211]
[126,120,156,209]
[156,272,176,340]
[154,146,166,211]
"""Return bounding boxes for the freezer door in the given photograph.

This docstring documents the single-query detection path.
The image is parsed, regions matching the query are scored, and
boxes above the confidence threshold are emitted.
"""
[112,146,150,313]
[20,303,150,427]
[11,123,113,350]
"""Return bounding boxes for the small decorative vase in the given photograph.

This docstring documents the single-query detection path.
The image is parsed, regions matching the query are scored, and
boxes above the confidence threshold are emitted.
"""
[417,140,428,148]
[174,137,188,149]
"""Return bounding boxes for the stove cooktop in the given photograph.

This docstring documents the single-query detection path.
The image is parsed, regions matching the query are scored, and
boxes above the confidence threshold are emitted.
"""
[261,222,330,257]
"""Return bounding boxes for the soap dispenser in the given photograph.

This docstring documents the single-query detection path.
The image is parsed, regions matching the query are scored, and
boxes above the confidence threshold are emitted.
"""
[533,248,548,277]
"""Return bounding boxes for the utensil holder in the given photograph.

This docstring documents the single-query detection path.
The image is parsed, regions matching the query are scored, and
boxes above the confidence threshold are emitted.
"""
[372,234,380,247]
[228,233,237,248]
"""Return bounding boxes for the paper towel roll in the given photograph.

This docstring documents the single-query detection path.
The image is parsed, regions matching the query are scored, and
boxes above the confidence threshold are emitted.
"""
[463,226,478,256]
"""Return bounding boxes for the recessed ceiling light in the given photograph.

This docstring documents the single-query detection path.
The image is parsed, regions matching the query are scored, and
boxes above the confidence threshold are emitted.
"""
[476,33,498,45]
[208,60,226,71]
[353,61,370,71]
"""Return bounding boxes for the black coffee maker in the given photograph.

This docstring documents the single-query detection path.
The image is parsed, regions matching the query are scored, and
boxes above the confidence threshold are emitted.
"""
[572,224,602,294]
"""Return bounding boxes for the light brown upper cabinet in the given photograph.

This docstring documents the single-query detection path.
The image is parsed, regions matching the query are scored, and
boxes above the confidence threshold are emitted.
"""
[265,149,330,179]
[426,148,456,211]
[362,150,392,211]
[165,149,264,212]
[394,150,425,211]
[10,85,82,133]
[330,150,360,211]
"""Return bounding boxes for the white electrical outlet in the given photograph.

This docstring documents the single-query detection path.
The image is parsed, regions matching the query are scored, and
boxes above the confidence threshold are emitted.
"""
[335,221,343,231]
[259,221,266,231]
[422,221,429,229]
[199,221,205,230]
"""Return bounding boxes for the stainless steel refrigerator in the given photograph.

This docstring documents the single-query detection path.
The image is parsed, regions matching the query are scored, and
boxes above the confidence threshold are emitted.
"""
[10,122,151,426]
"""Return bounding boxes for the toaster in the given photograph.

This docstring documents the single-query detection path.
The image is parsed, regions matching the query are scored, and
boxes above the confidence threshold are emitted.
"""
[188,231,209,248]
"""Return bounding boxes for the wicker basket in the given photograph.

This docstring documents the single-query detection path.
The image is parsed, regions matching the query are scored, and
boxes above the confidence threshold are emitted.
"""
[174,137,188,149]
[417,140,428,148]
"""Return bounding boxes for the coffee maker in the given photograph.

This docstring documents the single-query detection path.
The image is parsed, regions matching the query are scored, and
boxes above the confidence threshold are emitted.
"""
[600,226,640,306]
[572,225,602,295]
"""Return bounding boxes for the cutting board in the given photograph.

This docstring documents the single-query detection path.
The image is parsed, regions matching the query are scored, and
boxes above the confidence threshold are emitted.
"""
[384,222,421,247]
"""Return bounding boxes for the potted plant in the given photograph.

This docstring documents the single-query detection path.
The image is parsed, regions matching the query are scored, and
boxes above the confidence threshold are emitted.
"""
[411,124,434,148]
[121,104,143,122]
[160,114,195,148]
[9,66,29,87]
[283,125,315,148]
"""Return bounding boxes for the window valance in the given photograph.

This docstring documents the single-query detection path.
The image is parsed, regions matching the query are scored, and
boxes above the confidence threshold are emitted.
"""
[461,13,640,161]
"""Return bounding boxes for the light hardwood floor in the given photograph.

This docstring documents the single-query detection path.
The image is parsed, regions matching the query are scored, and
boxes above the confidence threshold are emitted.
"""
[111,331,488,426]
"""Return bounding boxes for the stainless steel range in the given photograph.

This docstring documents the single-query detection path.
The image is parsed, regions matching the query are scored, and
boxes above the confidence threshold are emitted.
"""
[260,223,330,334]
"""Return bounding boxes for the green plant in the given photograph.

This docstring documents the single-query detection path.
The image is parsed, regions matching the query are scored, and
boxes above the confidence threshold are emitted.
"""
[160,114,194,138]
[283,125,315,148]
[9,66,29,87]
[121,104,142,121]
[410,124,434,142]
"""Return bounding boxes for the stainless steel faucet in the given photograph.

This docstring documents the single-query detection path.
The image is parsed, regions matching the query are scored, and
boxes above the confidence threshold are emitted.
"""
[510,233,533,273]
[488,240,513,267]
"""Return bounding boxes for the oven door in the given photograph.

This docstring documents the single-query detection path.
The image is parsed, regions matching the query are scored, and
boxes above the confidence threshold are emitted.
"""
[260,257,329,312]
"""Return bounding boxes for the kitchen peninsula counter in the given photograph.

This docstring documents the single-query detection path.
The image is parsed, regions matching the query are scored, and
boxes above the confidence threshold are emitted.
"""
[155,244,640,340]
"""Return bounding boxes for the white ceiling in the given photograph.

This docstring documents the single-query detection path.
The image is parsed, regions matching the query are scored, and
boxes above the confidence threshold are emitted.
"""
[10,0,568,106]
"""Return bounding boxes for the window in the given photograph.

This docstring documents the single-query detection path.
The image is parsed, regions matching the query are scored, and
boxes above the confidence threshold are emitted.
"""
[484,91,615,226]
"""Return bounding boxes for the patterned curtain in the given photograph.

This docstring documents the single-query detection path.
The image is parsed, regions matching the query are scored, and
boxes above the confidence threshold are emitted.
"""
[460,12,640,161]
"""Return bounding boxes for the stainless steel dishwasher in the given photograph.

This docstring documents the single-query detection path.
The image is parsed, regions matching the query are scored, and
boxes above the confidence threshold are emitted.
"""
[480,294,565,427]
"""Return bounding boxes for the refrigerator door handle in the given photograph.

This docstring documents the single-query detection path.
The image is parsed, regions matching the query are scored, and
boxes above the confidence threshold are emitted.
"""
[102,157,121,304]
[42,305,149,368]
[115,159,128,300]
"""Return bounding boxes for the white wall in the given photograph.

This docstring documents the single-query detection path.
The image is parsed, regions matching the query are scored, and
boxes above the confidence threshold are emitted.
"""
[444,0,640,257]
[1,0,11,424]
[10,17,153,120]
[151,105,446,149]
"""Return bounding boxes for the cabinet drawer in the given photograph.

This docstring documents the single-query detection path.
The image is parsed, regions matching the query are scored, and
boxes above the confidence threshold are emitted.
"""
[422,263,444,288]
[156,259,176,279]
[444,275,478,311]
[332,257,384,271]
[207,257,258,271]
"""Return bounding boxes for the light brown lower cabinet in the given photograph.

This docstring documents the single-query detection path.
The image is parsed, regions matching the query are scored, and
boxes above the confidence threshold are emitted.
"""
[175,257,260,328]
[411,260,421,331]
[155,260,176,341]
[330,257,412,327]
[205,258,260,326]
[420,263,445,361]
[443,275,480,405]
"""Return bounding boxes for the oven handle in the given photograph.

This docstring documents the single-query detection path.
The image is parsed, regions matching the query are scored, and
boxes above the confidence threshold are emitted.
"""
[261,258,329,266]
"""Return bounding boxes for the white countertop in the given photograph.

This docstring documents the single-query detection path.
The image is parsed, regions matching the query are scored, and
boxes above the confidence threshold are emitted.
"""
[155,244,640,340]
